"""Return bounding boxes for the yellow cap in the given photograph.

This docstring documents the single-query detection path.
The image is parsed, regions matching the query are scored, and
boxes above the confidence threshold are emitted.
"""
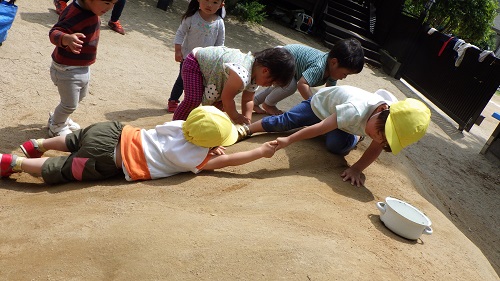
[385,98,431,155]
[183,106,238,148]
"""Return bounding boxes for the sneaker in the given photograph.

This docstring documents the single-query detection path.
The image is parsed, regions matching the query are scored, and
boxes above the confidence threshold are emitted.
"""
[54,0,67,15]
[0,154,16,177]
[235,124,251,141]
[20,139,44,158]
[48,112,80,132]
[108,20,125,35]
[48,122,72,137]
[167,100,179,113]
[67,118,81,131]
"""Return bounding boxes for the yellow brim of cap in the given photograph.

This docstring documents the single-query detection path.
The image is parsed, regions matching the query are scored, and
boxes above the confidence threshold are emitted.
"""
[221,124,238,147]
[385,115,403,155]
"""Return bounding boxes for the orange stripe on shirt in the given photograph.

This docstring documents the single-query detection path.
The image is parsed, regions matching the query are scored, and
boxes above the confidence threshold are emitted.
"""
[121,125,151,181]
[196,154,212,170]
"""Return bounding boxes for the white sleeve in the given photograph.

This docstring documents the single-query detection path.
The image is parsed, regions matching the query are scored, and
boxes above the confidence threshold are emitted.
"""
[173,17,190,45]
[224,62,251,88]
[215,19,225,46]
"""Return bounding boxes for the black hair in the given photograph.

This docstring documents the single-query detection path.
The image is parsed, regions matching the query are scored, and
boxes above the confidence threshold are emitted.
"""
[374,109,392,152]
[328,38,365,73]
[182,0,225,21]
[253,47,295,88]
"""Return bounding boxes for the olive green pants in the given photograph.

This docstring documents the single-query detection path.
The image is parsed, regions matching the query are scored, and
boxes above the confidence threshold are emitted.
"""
[41,121,124,184]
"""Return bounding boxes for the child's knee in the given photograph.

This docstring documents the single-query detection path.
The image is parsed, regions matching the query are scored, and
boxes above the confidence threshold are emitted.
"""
[324,134,356,155]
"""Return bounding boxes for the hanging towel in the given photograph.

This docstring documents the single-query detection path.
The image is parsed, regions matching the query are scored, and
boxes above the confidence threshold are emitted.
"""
[454,42,479,67]
[478,50,495,62]
[453,39,465,51]
[438,36,454,57]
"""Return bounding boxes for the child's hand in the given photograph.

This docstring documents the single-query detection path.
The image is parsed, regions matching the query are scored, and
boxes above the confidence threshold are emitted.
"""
[232,113,251,125]
[260,140,278,158]
[62,33,86,54]
[175,51,183,62]
[275,137,291,151]
[209,146,226,155]
[341,167,364,187]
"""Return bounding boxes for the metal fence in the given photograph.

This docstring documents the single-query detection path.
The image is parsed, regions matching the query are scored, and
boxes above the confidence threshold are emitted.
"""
[403,27,500,131]
[375,4,500,131]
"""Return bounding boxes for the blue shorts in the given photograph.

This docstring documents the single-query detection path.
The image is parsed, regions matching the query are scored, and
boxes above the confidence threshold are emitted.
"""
[260,98,358,155]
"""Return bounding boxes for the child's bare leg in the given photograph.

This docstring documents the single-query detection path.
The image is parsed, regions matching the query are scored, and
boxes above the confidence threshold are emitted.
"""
[247,120,264,135]
[21,158,48,176]
[42,136,69,152]
[253,104,267,114]
[0,154,47,177]
[21,136,69,158]
[262,103,283,115]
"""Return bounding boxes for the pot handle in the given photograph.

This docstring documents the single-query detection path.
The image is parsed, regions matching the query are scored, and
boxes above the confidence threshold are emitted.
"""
[423,226,433,235]
[376,202,386,214]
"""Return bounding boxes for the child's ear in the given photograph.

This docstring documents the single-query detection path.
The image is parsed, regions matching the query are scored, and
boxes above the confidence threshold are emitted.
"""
[329,58,338,67]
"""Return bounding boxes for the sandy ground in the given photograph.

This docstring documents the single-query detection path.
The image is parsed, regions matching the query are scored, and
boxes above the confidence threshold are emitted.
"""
[1,0,499,280]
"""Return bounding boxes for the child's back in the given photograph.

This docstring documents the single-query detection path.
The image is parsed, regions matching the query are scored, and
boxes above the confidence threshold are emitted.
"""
[173,46,295,125]
[253,38,365,115]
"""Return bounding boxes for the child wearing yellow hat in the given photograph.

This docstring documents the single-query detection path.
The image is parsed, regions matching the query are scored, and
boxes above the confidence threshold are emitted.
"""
[238,85,431,187]
[1,106,277,184]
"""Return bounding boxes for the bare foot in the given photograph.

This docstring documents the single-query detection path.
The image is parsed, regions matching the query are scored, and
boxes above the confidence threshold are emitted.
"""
[262,103,283,115]
[253,104,267,114]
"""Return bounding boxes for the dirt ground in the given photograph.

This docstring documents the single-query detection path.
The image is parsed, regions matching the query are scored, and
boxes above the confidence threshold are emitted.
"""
[1,0,499,280]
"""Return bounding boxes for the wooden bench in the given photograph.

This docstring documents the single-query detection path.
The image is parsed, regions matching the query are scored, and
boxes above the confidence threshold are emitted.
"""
[480,112,500,157]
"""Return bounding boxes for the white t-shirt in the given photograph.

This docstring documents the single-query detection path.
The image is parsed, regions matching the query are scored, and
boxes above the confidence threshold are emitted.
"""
[310,86,388,136]
[123,120,210,181]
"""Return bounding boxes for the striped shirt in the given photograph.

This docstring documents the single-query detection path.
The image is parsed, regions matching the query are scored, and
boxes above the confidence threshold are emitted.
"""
[49,1,100,66]
[283,44,337,87]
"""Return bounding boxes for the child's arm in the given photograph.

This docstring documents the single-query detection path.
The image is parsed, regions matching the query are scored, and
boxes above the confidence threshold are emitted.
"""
[202,141,278,170]
[61,33,86,54]
[275,114,338,150]
[174,44,183,62]
[297,77,313,100]
[221,69,250,125]
[215,20,225,46]
[240,90,255,123]
[173,17,189,61]
[49,28,86,54]
[341,140,384,187]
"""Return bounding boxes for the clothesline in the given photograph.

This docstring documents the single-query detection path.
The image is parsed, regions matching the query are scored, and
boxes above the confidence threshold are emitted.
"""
[427,27,497,67]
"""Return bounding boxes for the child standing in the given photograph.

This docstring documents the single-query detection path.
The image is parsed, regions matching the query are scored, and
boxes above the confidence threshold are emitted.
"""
[1,107,278,184]
[172,46,296,125]
[47,0,118,137]
[167,0,226,113]
[253,38,365,115]
[240,85,431,187]
[53,0,127,34]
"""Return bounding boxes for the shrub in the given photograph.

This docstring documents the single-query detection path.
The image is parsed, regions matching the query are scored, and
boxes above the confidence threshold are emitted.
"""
[232,1,267,24]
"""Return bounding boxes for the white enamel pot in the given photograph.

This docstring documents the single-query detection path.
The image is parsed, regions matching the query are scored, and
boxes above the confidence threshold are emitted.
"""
[376,197,433,240]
